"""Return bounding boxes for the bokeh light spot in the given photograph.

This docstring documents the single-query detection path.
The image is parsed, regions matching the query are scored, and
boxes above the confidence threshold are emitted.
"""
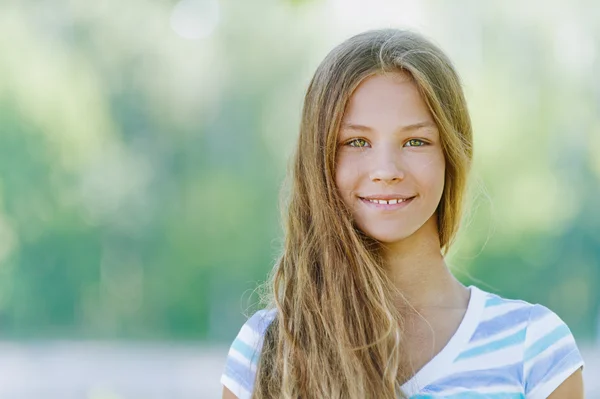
[170,0,220,40]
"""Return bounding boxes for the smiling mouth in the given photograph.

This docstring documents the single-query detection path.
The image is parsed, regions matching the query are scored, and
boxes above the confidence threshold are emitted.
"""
[360,197,414,205]
[358,196,416,208]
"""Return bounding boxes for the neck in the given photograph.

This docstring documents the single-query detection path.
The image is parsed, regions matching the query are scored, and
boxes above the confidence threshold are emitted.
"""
[381,215,469,311]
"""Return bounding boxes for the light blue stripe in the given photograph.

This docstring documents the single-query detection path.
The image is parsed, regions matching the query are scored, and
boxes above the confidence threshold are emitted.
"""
[524,324,570,362]
[470,306,531,343]
[412,393,524,399]
[246,308,276,334]
[232,338,260,365]
[423,363,522,393]
[525,345,580,392]
[485,296,506,307]
[224,357,255,392]
[457,327,526,360]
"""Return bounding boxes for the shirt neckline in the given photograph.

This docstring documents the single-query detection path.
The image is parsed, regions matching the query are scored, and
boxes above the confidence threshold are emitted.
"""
[400,285,486,395]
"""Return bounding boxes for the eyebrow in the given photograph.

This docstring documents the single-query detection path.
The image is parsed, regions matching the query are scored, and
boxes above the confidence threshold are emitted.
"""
[341,121,437,134]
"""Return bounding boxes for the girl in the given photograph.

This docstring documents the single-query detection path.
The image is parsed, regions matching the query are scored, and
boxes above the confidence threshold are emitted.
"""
[220,29,585,398]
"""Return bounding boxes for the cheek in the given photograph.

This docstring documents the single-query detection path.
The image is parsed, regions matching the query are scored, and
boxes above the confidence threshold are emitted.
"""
[409,153,446,193]
[335,155,360,195]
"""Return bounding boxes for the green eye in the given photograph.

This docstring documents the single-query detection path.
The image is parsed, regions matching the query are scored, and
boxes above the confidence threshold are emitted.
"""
[405,139,426,147]
[347,138,369,148]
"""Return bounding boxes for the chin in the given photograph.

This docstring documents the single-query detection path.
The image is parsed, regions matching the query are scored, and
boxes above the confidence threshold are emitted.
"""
[360,228,414,244]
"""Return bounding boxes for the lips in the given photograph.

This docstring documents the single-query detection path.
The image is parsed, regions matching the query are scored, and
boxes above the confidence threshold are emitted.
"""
[358,195,416,209]
[361,197,414,205]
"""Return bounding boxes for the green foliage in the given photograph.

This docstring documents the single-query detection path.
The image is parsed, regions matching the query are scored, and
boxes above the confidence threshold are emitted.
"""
[0,0,597,342]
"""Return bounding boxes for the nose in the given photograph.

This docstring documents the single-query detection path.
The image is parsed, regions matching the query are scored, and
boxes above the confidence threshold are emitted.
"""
[369,148,405,183]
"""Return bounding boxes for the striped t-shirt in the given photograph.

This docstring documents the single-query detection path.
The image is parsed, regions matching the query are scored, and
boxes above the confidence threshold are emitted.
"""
[221,285,584,398]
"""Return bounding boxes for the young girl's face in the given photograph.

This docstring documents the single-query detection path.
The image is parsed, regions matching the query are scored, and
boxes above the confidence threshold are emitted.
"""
[335,72,445,244]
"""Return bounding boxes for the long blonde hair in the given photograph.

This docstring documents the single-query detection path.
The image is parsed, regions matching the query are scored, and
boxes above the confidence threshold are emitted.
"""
[252,29,473,399]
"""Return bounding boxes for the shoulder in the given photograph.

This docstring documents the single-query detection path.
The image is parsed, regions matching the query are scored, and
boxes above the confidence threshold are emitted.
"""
[467,286,535,345]
[522,303,584,398]
[456,287,533,372]
[220,309,277,399]
[470,287,584,398]
[473,287,575,336]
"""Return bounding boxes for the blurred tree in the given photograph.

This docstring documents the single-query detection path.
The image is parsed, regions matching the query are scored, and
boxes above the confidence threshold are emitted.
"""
[0,0,597,342]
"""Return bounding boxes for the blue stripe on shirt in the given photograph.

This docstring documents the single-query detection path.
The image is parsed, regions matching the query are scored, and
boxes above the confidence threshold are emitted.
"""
[413,393,524,399]
[423,363,523,393]
[245,309,276,335]
[457,327,526,360]
[525,345,581,394]
[470,306,530,342]
[232,337,260,365]
[485,296,507,308]
[224,357,255,392]
[524,324,571,362]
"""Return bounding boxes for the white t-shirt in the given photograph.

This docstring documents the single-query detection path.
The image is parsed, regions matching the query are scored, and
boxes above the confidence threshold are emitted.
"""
[221,285,584,398]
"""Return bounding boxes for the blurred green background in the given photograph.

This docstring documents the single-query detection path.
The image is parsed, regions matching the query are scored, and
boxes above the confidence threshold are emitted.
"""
[0,0,599,348]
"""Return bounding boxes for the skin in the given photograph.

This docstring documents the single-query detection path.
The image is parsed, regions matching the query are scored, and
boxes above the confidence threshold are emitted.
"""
[547,368,585,398]
[335,71,467,312]
[336,71,470,374]
[222,71,584,398]
[334,71,584,395]
[222,387,236,399]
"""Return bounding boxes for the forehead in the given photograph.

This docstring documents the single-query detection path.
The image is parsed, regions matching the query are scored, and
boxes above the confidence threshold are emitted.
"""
[342,71,434,126]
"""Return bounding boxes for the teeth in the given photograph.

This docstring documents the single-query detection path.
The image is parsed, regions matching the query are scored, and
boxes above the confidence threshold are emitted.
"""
[367,198,406,204]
